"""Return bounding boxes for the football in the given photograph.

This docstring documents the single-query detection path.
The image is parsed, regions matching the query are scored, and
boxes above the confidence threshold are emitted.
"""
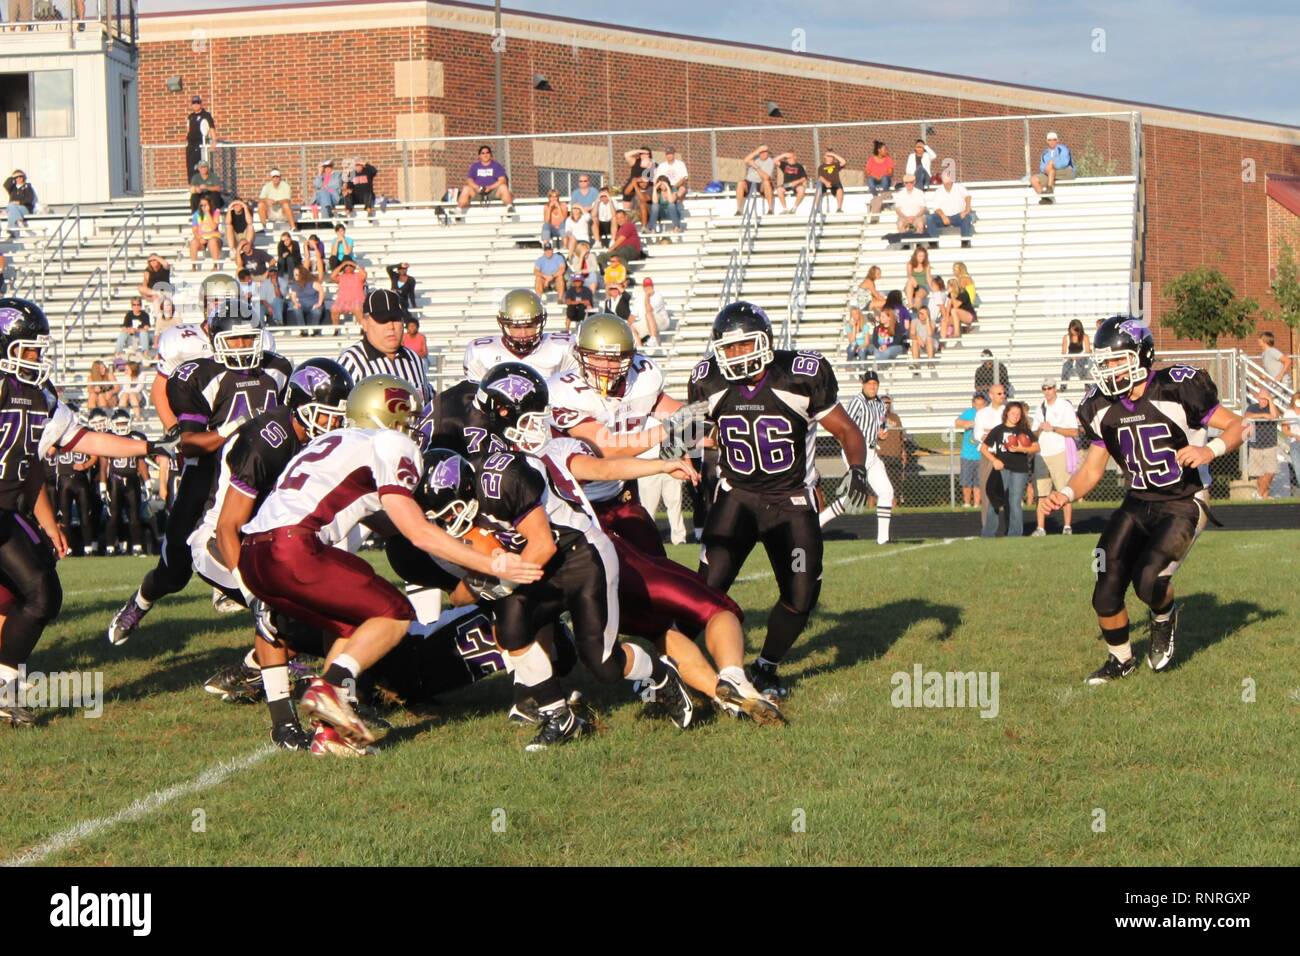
[462,526,505,559]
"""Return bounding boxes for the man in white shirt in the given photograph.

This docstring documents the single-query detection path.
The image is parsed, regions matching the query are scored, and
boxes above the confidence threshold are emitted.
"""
[973,384,1006,529]
[657,146,689,202]
[257,169,297,231]
[926,170,973,244]
[905,140,937,189]
[629,277,667,346]
[1030,378,1078,536]
[893,174,927,232]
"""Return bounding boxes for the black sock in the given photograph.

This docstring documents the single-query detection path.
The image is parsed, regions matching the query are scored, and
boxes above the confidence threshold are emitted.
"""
[267,697,296,726]
[1152,601,1174,622]
[527,677,564,710]
[648,654,669,686]
[1101,624,1130,647]
[322,662,356,687]
[760,603,810,664]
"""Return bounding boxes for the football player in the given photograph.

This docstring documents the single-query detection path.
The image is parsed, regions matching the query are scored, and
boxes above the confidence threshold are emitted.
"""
[1043,316,1245,683]
[54,404,101,556]
[99,409,149,556]
[238,375,544,748]
[462,288,578,383]
[107,298,292,645]
[689,301,869,700]
[0,298,180,725]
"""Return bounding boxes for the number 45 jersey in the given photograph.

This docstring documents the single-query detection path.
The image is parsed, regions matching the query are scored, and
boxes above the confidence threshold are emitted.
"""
[1076,365,1220,501]
[688,350,839,501]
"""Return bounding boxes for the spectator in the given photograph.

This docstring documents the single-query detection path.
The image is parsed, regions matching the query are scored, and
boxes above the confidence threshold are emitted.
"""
[235,268,261,325]
[87,360,119,410]
[620,146,655,227]
[973,382,1007,528]
[736,144,776,215]
[867,308,905,360]
[258,268,285,328]
[1031,378,1079,535]
[303,233,328,285]
[311,160,343,217]
[774,150,809,214]
[1257,330,1292,384]
[877,395,909,505]
[533,241,567,299]
[596,209,644,271]
[188,197,223,270]
[568,240,600,294]
[402,318,428,359]
[932,275,959,339]
[1283,393,1300,493]
[1030,131,1075,202]
[541,189,567,244]
[563,202,592,253]
[185,94,216,179]
[950,263,978,331]
[138,253,172,310]
[285,266,326,335]
[237,238,274,281]
[344,158,379,217]
[909,305,936,367]
[905,139,937,190]
[154,296,179,336]
[817,149,847,213]
[893,174,927,233]
[117,361,145,419]
[594,187,617,248]
[657,146,689,203]
[980,401,1038,537]
[603,258,627,291]
[927,170,974,244]
[458,146,512,212]
[386,262,416,311]
[883,289,913,339]
[954,392,987,509]
[651,176,683,239]
[188,159,223,214]
[563,273,594,332]
[3,169,36,239]
[1061,318,1092,385]
[275,232,303,283]
[904,247,934,305]
[629,277,667,346]
[224,198,255,252]
[844,308,869,360]
[329,261,367,332]
[850,265,886,320]
[116,299,152,355]
[974,349,1011,394]
[328,224,355,271]
[865,140,894,194]
[1244,388,1281,499]
[601,280,632,322]
[570,174,599,218]
[257,168,296,231]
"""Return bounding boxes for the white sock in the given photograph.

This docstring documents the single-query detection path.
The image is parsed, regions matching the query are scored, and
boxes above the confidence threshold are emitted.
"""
[511,642,553,688]
[718,665,746,686]
[877,506,893,543]
[242,648,260,671]
[261,664,290,703]
[625,643,654,682]
[134,591,153,610]
[1152,603,1174,623]
[1112,643,1133,663]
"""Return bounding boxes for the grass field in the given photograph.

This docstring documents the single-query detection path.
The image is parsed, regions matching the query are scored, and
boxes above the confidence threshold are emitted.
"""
[2,530,1297,866]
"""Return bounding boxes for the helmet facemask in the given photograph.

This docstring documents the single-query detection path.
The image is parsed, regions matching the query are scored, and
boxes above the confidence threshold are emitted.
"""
[213,329,264,371]
[499,314,544,356]
[111,415,132,436]
[296,401,348,439]
[503,410,551,455]
[578,348,633,397]
[712,329,773,381]
[2,336,52,387]
[1092,348,1143,397]
[427,497,479,539]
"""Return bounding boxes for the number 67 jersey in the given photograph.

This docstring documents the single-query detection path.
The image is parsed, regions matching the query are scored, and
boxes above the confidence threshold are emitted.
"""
[688,350,839,501]
[1076,365,1220,501]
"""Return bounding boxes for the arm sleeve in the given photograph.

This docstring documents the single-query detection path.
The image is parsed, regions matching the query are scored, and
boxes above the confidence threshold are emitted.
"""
[372,431,423,497]
[1076,395,1104,444]
[38,400,83,459]
[1177,368,1221,426]
[166,366,213,433]
[805,355,840,422]
[224,433,267,498]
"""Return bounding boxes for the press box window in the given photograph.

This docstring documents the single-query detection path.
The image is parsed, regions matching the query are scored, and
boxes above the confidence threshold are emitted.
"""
[0,71,75,139]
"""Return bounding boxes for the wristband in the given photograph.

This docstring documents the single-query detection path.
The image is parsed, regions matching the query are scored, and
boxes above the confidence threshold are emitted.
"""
[217,418,244,439]
[1061,486,1076,503]
[1207,438,1227,459]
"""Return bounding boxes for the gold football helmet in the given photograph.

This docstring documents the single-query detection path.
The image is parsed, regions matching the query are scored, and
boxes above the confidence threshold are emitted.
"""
[346,375,421,433]
[497,288,547,356]
[575,313,635,396]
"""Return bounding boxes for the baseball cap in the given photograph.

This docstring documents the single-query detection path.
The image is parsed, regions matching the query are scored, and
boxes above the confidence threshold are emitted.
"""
[321,159,334,167]
[1046,131,1059,140]
[542,241,553,250]
[364,288,405,322]
[269,168,281,177]
[860,370,879,383]
[643,278,654,287]
[191,95,202,104]
[196,159,210,168]
[1041,376,1058,389]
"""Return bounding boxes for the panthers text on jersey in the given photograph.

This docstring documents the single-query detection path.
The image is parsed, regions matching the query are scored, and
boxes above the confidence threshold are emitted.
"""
[687,349,839,501]
[462,331,578,383]
[0,378,84,512]
[155,323,277,378]
[1076,365,1221,502]
[243,427,423,546]
[473,437,601,554]
[548,354,665,503]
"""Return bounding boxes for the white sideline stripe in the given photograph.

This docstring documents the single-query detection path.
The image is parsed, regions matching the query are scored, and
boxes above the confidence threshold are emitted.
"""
[732,537,963,583]
[1,745,275,867]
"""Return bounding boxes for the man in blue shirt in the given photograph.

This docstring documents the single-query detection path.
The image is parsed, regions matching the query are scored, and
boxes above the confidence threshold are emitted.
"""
[532,241,567,299]
[570,174,599,218]
[458,145,514,212]
[954,391,988,509]
[1031,131,1074,202]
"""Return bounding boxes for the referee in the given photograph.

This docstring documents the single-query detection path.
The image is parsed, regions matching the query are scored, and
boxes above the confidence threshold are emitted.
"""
[823,370,893,544]
[337,288,432,403]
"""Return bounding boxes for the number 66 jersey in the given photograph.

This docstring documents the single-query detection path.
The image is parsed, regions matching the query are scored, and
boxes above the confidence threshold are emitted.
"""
[687,349,839,502]
[1076,365,1220,501]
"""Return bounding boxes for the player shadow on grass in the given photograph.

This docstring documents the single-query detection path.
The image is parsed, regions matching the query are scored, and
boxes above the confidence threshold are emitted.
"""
[1156,592,1280,672]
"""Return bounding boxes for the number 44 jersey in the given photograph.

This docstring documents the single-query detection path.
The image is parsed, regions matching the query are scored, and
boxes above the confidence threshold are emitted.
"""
[1076,365,1221,501]
[688,350,839,501]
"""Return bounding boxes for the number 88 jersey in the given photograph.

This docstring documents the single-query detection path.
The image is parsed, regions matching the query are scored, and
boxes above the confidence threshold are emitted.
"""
[688,349,839,500]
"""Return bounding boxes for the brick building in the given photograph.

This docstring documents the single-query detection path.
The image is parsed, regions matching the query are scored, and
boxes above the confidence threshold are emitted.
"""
[135,0,1300,351]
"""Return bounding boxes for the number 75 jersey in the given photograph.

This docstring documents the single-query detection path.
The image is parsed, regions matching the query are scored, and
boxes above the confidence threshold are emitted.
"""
[1076,365,1220,501]
[688,350,839,500]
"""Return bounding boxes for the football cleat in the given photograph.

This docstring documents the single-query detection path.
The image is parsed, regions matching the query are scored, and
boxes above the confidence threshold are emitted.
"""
[0,682,35,728]
[211,588,244,614]
[298,678,375,745]
[747,659,789,701]
[309,723,373,757]
[508,697,541,725]
[1086,653,1138,685]
[107,592,151,646]
[203,660,263,703]
[271,720,312,751]
[1146,604,1180,672]
[649,656,695,730]
[525,703,592,751]
[715,675,787,726]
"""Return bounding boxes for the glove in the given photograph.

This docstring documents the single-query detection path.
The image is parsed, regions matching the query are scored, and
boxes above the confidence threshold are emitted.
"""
[846,464,869,509]
[659,400,710,460]
[216,416,248,440]
[463,572,516,602]
[250,598,280,646]
[147,427,182,460]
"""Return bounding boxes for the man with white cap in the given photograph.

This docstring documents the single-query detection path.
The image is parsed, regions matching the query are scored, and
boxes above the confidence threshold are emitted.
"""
[311,160,343,218]
[1030,375,1078,535]
[257,168,296,231]
[1030,131,1075,202]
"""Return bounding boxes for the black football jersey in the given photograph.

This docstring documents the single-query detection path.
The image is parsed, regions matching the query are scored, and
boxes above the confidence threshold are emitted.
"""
[214,406,304,520]
[1076,365,1220,501]
[0,377,83,512]
[168,355,293,454]
[460,406,512,468]
[474,443,594,553]
[55,446,94,482]
[422,380,478,458]
[107,431,147,481]
[687,349,839,500]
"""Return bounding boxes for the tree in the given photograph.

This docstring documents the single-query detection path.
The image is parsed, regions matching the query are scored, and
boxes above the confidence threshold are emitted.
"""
[1267,240,1300,333]
[1161,268,1257,347]
[1073,137,1118,178]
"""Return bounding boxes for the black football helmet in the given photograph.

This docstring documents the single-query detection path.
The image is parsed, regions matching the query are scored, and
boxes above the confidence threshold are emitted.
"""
[110,408,133,436]
[474,362,550,454]
[0,297,52,387]
[416,447,479,538]
[414,398,437,452]
[286,358,354,439]
[208,302,265,370]
[710,300,774,381]
[1092,315,1155,397]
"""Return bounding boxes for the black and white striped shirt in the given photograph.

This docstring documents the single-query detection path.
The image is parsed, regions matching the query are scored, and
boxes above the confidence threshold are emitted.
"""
[337,337,432,403]
[844,393,888,449]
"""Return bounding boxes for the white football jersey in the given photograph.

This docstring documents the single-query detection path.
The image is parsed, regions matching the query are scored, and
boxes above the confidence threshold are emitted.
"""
[243,427,423,546]
[548,355,665,502]
[462,331,578,383]
[156,323,276,377]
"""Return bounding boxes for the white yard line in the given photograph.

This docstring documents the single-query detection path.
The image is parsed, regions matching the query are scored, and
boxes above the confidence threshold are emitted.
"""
[1,745,275,867]
[732,537,965,583]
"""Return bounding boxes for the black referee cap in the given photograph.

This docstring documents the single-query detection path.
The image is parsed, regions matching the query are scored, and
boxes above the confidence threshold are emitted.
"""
[365,288,405,323]
[860,370,879,383]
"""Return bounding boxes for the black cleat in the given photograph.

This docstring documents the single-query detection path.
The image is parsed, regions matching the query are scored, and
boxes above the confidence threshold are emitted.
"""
[508,697,541,725]
[747,659,789,701]
[649,656,694,729]
[271,720,312,751]
[203,661,264,703]
[1146,605,1180,672]
[525,703,592,751]
[1086,653,1138,685]
[107,592,151,646]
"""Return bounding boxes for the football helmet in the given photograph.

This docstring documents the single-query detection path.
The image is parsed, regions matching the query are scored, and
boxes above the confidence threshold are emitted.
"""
[346,375,421,433]
[475,362,550,454]
[416,447,479,539]
[496,288,547,357]
[414,399,437,452]
[575,313,635,397]
[200,272,241,322]
[286,358,354,439]
[208,299,264,370]
[710,300,774,381]
[87,408,111,432]
[0,297,52,387]
[1092,315,1155,397]
[110,408,133,436]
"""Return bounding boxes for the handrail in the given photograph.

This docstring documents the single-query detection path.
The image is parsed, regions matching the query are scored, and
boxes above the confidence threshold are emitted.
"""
[104,202,146,297]
[59,267,105,376]
[37,204,82,298]
[718,190,761,308]
[783,183,827,349]
[1239,355,1294,408]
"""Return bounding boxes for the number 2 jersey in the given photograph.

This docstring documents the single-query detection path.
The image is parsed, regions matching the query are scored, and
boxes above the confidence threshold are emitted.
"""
[0,377,85,512]
[687,350,839,502]
[1076,365,1220,501]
